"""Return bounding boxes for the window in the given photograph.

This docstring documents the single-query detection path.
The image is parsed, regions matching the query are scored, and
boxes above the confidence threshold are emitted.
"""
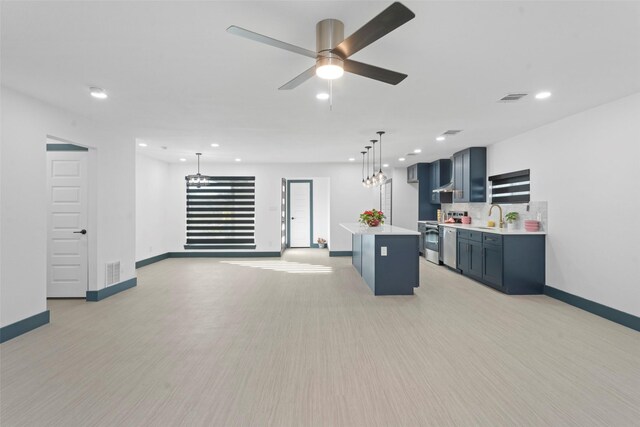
[185,176,256,249]
[489,169,530,204]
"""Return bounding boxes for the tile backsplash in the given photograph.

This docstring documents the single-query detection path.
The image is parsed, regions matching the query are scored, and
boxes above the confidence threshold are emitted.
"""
[440,201,548,231]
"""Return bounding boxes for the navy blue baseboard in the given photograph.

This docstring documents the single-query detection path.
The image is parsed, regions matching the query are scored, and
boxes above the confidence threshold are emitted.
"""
[329,251,353,257]
[135,251,282,268]
[0,310,50,344]
[544,285,639,332]
[169,251,281,258]
[86,278,137,302]
[136,253,170,268]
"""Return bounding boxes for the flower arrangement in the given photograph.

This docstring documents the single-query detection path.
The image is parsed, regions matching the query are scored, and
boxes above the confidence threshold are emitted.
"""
[317,238,327,248]
[359,209,385,227]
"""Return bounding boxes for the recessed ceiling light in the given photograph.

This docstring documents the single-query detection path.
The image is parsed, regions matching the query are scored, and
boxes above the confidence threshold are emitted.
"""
[316,93,330,100]
[348,158,355,162]
[398,157,406,162]
[383,164,389,168]
[235,158,242,162]
[436,136,445,141]
[179,158,187,162]
[535,91,552,99]
[89,87,108,99]
[414,149,422,153]
[138,143,147,147]
[211,143,220,147]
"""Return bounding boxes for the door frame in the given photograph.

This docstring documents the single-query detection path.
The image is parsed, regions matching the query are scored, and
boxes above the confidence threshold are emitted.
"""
[286,180,313,248]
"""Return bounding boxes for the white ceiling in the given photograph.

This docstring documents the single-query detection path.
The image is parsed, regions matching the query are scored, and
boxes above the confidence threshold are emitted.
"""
[2,1,640,166]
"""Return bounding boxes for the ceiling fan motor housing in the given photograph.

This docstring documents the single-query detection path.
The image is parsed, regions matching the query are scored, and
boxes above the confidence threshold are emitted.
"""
[316,18,345,70]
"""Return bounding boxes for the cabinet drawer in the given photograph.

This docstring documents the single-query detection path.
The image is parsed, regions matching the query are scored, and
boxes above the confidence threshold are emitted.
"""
[482,233,503,247]
[458,229,482,242]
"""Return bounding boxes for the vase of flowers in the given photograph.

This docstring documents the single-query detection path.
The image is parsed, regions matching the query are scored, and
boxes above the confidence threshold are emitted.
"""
[359,209,385,227]
[317,238,327,248]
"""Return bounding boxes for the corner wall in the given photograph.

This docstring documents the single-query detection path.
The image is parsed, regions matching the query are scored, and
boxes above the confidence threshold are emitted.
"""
[487,92,640,317]
[0,86,136,328]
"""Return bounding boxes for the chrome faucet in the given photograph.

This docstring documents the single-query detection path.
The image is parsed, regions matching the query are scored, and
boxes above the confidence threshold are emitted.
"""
[489,204,505,228]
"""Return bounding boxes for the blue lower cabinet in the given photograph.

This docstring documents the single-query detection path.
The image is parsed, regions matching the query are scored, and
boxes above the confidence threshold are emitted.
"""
[457,231,544,294]
[458,237,482,280]
[482,244,503,289]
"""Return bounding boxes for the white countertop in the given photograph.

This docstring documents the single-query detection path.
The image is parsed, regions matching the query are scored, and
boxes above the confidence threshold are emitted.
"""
[438,223,546,235]
[341,223,421,236]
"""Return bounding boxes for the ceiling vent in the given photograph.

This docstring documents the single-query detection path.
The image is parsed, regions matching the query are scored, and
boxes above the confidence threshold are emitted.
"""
[406,152,417,156]
[499,93,528,102]
[442,130,463,136]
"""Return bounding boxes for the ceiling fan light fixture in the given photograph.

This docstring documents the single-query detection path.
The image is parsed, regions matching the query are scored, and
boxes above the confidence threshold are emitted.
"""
[316,56,344,80]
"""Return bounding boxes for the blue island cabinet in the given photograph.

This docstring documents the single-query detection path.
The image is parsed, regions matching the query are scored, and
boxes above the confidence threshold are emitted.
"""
[343,223,420,295]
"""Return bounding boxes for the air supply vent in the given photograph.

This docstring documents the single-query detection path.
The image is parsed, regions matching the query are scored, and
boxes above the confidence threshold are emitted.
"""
[406,152,417,156]
[499,93,528,102]
[442,130,463,136]
[105,261,121,286]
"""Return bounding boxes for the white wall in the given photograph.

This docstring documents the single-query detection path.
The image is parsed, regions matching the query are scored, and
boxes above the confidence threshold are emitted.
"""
[0,86,136,327]
[390,167,418,230]
[488,92,640,317]
[136,154,171,261]
[159,162,377,254]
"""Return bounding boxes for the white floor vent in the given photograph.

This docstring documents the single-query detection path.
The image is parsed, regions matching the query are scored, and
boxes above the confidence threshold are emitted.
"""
[105,261,120,286]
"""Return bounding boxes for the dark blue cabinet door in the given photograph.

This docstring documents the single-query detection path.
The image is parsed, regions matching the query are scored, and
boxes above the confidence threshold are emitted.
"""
[482,245,503,289]
[468,240,483,280]
[457,239,468,271]
[453,152,466,202]
[430,161,440,203]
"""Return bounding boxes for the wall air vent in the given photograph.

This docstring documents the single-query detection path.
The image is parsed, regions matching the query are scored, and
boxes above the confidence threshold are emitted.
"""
[499,93,528,102]
[105,261,120,286]
[442,130,463,136]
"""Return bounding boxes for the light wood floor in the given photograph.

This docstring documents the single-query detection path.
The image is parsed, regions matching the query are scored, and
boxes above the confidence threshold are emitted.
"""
[1,250,639,426]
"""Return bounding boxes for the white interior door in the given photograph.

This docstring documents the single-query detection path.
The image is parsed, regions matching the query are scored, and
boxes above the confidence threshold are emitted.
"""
[47,151,88,297]
[289,182,311,248]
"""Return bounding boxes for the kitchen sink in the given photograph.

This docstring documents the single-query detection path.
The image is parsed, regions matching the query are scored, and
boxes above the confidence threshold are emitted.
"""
[475,226,496,230]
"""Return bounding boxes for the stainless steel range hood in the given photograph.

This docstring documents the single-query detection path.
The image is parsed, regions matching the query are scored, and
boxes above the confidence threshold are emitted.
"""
[433,180,454,193]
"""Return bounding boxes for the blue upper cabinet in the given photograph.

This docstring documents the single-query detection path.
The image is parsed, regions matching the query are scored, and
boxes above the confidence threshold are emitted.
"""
[453,147,487,203]
[407,164,419,183]
[429,159,452,204]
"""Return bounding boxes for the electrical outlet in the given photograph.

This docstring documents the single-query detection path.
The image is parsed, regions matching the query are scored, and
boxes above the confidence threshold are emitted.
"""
[381,246,388,256]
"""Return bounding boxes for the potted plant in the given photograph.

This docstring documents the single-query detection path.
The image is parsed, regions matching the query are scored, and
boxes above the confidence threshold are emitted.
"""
[359,209,385,227]
[505,212,519,231]
[317,238,327,248]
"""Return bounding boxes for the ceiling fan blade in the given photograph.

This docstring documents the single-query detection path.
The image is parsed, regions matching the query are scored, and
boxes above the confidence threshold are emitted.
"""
[331,2,415,59]
[227,25,317,59]
[278,66,317,90]
[343,59,407,85]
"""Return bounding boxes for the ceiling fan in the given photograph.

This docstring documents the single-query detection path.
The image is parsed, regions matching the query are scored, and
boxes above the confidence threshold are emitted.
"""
[227,2,415,90]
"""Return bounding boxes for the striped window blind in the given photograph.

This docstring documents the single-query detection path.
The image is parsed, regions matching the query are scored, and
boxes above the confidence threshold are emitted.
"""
[185,176,256,249]
[489,169,530,204]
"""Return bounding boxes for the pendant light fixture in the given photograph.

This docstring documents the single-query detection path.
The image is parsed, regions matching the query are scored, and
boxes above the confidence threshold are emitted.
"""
[360,151,367,187]
[365,145,372,187]
[185,153,206,188]
[370,139,378,186]
[376,131,387,183]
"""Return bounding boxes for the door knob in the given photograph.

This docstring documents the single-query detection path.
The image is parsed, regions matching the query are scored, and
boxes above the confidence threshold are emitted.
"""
[73,229,87,235]
[291,217,295,220]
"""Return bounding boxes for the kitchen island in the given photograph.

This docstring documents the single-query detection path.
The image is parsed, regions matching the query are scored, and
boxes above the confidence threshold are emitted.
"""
[341,223,420,295]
